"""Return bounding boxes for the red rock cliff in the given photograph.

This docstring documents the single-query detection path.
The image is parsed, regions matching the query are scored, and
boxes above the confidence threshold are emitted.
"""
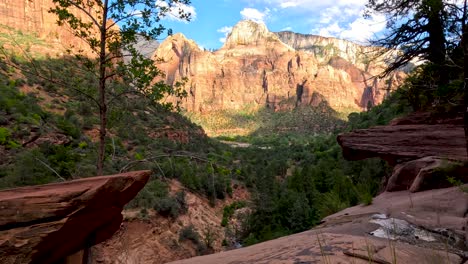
[0,0,97,52]
[155,20,406,113]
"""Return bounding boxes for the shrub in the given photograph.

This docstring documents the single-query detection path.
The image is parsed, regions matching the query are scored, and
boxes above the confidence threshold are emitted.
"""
[179,225,200,243]
[154,191,188,218]
[127,178,169,209]
[221,201,246,227]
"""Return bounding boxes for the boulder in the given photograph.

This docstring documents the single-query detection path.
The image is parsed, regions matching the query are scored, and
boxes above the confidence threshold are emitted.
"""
[0,170,150,264]
[387,157,467,192]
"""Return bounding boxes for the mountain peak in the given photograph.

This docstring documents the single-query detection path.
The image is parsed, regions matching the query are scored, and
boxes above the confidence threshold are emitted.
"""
[223,20,286,49]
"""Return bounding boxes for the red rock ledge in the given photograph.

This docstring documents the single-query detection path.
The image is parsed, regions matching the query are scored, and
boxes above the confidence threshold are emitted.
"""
[0,170,150,264]
[337,112,467,192]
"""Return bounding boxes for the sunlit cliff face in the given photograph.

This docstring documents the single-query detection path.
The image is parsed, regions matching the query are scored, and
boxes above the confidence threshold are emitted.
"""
[154,20,405,113]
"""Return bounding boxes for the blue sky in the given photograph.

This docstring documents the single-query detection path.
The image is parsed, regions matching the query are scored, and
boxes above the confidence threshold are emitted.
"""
[158,0,387,50]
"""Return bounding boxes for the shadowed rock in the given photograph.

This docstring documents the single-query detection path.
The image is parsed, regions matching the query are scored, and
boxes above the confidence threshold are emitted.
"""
[337,124,466,165]
[0,170,150,264]
[337,112,467,192]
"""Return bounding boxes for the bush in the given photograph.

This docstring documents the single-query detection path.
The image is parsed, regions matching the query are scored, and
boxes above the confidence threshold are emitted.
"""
[127,178,169,208]
[221,201,246,227]
[154,191,188,218]
[179,225,200,243]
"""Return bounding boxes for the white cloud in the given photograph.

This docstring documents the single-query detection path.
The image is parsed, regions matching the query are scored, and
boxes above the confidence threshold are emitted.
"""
[317,22,343,37]
[156,0,197,23]
[247,0,386,43]
[318,6,341,24]
[281,26,293,31]
[240,7,270,23]
[280,1,299,8]
[339,13,386,43]
[217,26,233,43]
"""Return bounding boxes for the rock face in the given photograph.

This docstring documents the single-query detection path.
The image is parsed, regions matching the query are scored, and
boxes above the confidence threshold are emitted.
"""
[91,180,250,264]
[155,20,405,113]
[0,170,150,264]
[0,0,94,51]
[337,112,467,192]
[169,186,467,264]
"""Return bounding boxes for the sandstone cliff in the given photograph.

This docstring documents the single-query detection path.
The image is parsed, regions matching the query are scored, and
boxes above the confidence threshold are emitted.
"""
[156,20,406,113]
[0,0,94,52]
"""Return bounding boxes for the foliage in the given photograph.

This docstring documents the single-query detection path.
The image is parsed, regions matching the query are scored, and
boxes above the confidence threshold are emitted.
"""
[179,225,201,243]
[179,225,209,255]
[154,190,188,218]
[397,64,464,111]
[365,0,460,79]
[188,101,347,138]
[45,0,192,174]
[0,12,443,252]
[230,93,404,245]
[221,201,247,227]
[347,89,411,130]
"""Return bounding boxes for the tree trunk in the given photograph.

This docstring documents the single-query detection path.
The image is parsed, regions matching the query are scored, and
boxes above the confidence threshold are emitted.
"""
[97,0,109,176]
[427,0,448,85]
[463,0,468,158]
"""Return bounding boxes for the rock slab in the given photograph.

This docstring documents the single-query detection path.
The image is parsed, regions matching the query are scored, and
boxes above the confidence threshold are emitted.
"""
[337,112,467,192]
[0,170,150,264]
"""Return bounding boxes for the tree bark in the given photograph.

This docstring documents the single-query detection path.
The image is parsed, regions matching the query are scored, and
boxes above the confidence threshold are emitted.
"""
[463,0,468,158]
[97,0,109,176]
[426,0,448,85]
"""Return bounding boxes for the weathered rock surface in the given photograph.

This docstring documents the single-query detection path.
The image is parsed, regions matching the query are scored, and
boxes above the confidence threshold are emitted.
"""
[337,112,467,193]
[156,20,405,113]
[337,120,466,165]
[91,180,250,264]
[0,0,97,52]
[169,186,467,264]
[0,170,150,264]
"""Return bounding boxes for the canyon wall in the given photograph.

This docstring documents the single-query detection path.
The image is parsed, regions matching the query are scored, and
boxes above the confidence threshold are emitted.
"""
[155,20,406,113]
[0,1,406,114]
[0,0,97,52]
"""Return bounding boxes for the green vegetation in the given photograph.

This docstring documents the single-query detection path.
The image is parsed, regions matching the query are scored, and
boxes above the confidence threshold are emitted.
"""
[154,191,188,218]
[179,225,211,255]
[48,0,192,175]
[188,100,346,137]
[0,36,410,246]
[221,201,247,227]
[2,1,466,253]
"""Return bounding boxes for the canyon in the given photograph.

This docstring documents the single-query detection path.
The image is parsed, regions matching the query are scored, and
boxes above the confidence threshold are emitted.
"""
[1,2,466,264]
[0,1,407,115]
[170,112,468,264]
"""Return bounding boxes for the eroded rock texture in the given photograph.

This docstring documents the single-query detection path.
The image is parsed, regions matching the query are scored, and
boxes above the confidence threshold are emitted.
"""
[0,170,150,264]
[155,20,406,113]
[337,112,467,192]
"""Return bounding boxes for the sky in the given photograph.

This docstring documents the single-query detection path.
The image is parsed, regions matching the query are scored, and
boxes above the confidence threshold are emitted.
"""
[157,0,388,50]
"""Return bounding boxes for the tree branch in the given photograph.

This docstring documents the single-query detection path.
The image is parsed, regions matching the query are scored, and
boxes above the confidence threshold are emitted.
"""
[35,158,66,181]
